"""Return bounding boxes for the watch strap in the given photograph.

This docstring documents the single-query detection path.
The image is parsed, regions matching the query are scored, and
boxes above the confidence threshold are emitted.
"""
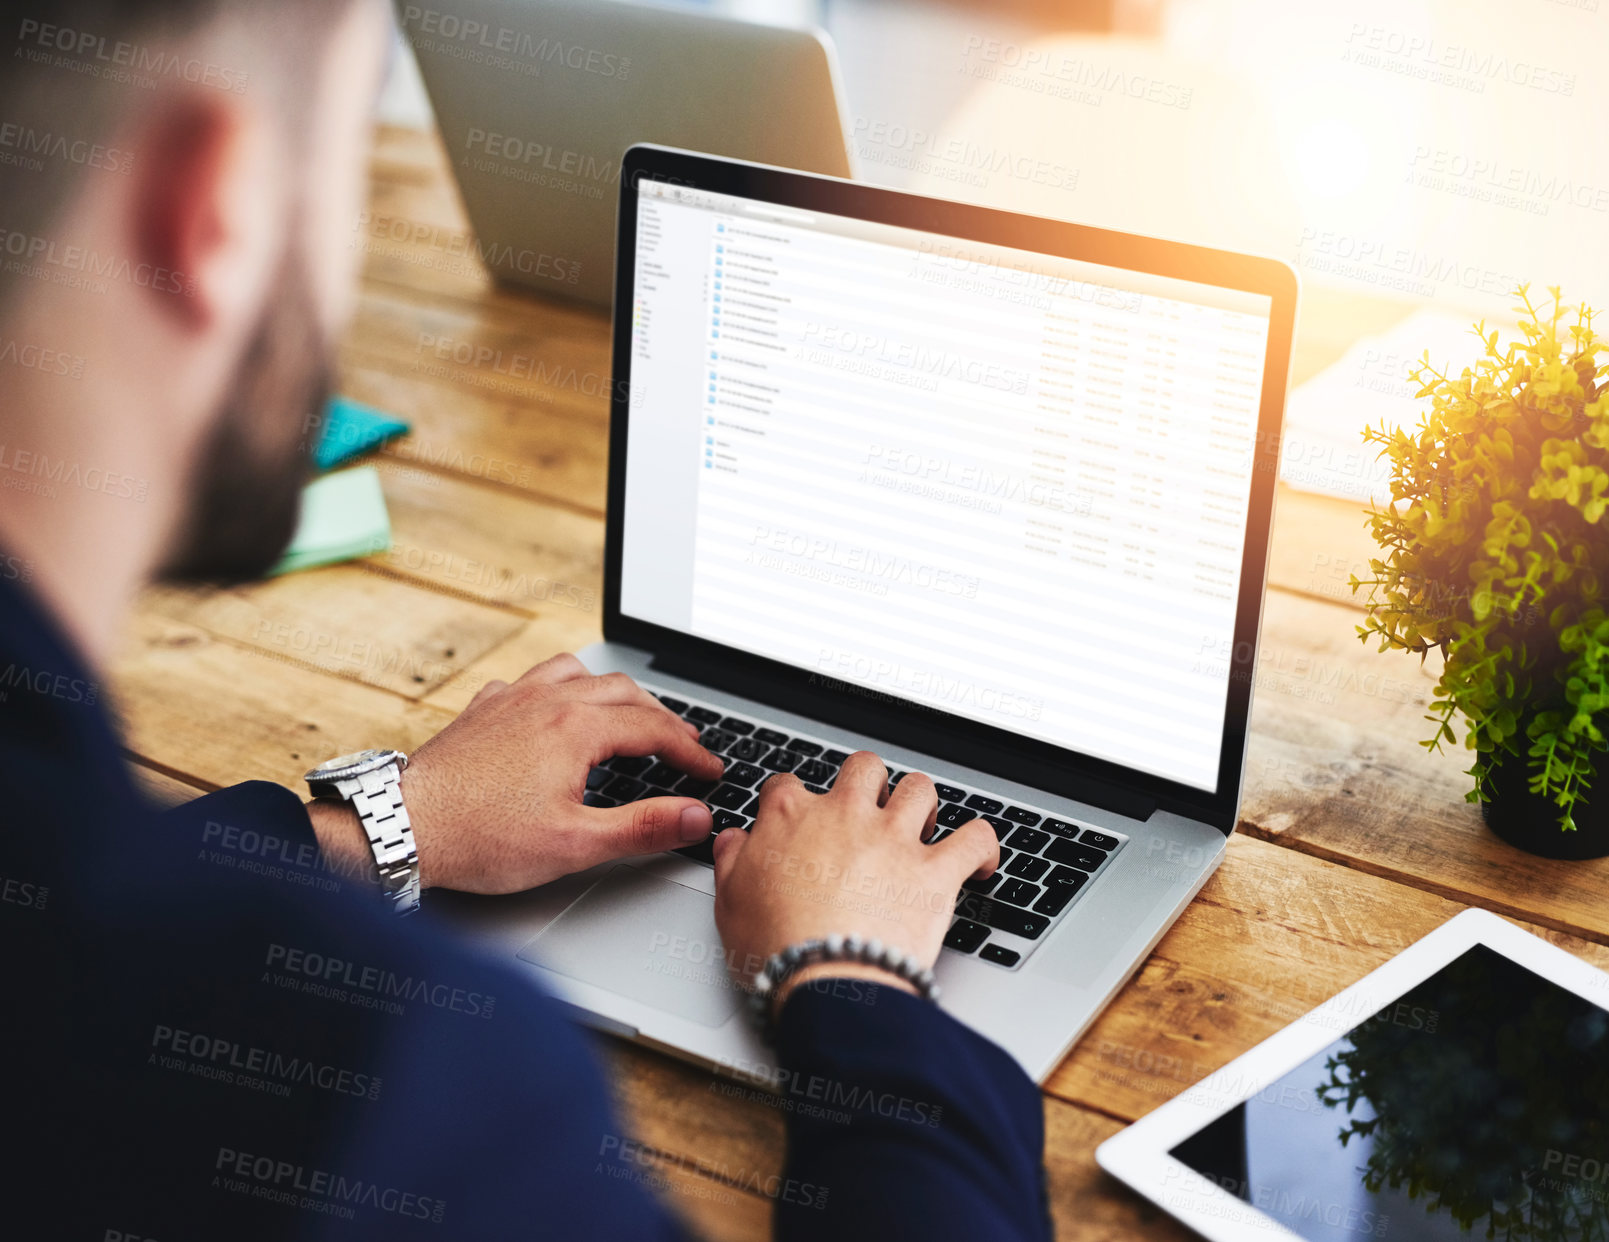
[337,762,420,916]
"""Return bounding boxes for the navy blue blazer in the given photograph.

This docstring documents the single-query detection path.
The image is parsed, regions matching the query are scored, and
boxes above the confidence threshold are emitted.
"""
[0,565,1050,1240]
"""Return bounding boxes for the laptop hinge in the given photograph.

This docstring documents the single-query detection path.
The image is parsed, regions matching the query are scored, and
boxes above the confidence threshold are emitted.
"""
[650,649,1157,824]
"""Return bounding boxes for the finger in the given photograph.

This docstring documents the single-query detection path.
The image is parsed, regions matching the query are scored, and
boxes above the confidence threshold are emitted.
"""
[586,796,714,860]
[514,652,590,688]
[885,771,938,837]
[711,825,748,885]
[464,678,510,711]
[751,771,803,824]
[561,671,669,712]
[933,817,1000,884]
[830,751,888,806]
[584,705,725,778]
[551,673,702,740]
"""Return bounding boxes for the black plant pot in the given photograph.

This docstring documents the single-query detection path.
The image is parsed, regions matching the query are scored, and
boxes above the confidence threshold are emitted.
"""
[1481,744,1609,860]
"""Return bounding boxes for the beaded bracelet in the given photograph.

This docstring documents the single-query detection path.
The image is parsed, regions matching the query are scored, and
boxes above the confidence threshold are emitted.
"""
[747,934,940,1042]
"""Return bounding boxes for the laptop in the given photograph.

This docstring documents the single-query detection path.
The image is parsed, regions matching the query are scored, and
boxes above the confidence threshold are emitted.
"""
[436,146,1298,1083]
[400,0,854,309]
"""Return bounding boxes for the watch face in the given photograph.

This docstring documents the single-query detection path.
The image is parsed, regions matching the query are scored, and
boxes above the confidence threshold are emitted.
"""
[308,749,396,780]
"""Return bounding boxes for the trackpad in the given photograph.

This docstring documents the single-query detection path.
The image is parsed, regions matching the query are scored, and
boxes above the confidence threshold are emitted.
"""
[517,865,742,1028]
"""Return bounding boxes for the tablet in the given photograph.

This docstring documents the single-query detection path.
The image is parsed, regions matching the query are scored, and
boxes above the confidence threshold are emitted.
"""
[1096,908,1609,1241]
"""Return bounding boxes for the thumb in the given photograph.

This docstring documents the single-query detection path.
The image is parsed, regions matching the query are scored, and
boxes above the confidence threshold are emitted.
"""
[711,825,748,886]
[593,796,713,859]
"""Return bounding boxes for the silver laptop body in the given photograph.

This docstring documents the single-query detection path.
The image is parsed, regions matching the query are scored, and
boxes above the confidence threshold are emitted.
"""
[401,0,854,309]
[437,148,1299,1085]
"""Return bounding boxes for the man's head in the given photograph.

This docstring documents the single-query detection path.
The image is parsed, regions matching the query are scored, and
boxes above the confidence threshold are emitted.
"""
[0,0,390,655]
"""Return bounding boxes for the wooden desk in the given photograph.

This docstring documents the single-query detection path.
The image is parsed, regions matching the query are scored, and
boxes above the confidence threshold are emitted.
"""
[116,126,1609,1241]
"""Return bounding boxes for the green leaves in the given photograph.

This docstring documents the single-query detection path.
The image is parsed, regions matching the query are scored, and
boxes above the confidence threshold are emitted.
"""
[1353,287,1609,831]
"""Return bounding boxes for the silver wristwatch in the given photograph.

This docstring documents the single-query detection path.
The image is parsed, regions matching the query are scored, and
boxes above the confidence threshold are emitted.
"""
[304,749,420,915]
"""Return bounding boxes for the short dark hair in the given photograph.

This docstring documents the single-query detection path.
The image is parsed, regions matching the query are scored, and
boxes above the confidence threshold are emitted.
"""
[0,0,363,312]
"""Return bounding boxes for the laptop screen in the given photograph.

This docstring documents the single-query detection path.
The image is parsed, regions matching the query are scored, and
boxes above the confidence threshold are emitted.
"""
[620,179,1273,793]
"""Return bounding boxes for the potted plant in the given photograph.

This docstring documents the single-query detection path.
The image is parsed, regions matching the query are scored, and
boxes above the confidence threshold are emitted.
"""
[1351,287,1609,859]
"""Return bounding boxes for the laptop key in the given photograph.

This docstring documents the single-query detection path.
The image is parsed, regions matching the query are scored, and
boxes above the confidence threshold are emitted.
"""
[887,770,907,785]
[1034,878,1084,917]
[1041,818,1080,839]
[1005,854,1049,882]
[1080,829,1120,851]
[641,762,685,788]
[602,775,647,801]
[964,794,1004,815]
[786,738,823,756]
[982,815,1013,839]
[728,736,767,762]
[996,879,1040,908]
[698,728,736,754]
[754,728,788,746]
[609,755,655,776]
[1044,839,1106,872]
[654,694,689,714]
[822,749,851,766]
[686,706,723,725]
[722,762,767,788]
[1006,826,1050,854]
[761,749,801,773]
[934,783,967,803]
[980,944,1021,968]
[803,784,829,795]
[719,717,755,735]
[1002,806,1041,826]
[937,803,973,828]
[1045,865,1090,892]
[674,776,719,799]
[963,871,1001,894]
[794,759,833,784]
[956,894,1050,939]
[712,810,747,831]
[585,767,611,792]
[943,919,990,954]
[707,783,752,811]
[582,791,618,808]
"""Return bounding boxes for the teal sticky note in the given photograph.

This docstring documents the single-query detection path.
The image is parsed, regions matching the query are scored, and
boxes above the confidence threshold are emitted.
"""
[311,396,410,472]
[270,466,392,576]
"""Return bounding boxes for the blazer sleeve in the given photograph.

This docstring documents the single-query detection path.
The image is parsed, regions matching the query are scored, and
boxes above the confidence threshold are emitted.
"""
[772,983,1052,1242]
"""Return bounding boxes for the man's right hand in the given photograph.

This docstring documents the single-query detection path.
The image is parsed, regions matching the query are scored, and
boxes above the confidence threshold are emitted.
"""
[711,752,999,1007]
[307,654,726,895]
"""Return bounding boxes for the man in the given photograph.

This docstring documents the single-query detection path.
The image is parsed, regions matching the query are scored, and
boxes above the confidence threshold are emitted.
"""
[0,2,1051,1238]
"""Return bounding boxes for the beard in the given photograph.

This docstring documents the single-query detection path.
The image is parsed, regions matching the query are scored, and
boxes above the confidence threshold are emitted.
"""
[158,254,333,584]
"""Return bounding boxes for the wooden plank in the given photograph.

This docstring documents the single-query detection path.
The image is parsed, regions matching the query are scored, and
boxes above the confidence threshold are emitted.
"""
[423,612,603,714]
[344,366,609,515]
[1044,832,1609,1121]
[1237,589,1609,945]
[1043,1097,1198,1242]
[365,467,605,615]
[1265,486,1379,610]
[110,610,452,790]
[138,570,524,700]
[342,286,614,429]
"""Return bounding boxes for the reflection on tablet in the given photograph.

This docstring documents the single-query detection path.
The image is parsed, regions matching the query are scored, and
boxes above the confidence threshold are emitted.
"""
[1170,945,1609,1241]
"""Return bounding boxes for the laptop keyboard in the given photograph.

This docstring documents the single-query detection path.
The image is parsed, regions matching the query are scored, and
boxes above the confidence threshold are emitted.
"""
[583,686,1127,970]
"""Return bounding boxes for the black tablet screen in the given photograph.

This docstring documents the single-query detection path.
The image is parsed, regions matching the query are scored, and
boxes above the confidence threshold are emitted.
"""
[1169,945,1609,1241]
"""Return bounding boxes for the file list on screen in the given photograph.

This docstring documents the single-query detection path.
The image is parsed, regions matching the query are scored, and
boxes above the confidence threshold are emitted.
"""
[620,179,1272,792]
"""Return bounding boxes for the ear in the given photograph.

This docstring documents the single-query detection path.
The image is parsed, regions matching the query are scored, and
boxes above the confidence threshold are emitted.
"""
[131,93,280,332]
